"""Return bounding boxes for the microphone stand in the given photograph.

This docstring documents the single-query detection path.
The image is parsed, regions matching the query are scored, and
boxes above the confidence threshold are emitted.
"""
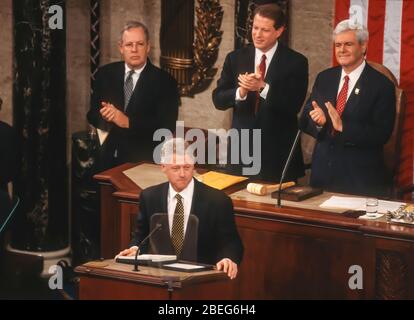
[133,223,162,272]
[277,130,301,208]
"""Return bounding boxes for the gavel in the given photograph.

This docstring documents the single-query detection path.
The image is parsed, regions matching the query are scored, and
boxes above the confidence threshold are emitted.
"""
[246,181,295,196]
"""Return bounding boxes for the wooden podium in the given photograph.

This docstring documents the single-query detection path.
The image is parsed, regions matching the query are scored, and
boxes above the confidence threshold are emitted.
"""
[94,163,414,299]
[75,259,232,300]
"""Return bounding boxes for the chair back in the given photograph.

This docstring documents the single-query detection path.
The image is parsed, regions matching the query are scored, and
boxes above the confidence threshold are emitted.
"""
[367,61,407,195]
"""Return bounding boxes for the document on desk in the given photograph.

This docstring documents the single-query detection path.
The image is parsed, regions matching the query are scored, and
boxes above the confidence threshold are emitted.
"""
[320,196,405,213]
[123,163,168,189]
[198,171,248,190]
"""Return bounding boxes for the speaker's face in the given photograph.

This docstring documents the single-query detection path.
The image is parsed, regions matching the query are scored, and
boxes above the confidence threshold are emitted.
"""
[161,154,195,193]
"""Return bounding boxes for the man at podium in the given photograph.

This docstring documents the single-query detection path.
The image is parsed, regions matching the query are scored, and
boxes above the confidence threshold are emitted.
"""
[118,138,243,279]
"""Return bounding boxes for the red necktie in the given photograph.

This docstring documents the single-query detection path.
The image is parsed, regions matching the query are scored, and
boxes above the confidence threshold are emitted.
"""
[335,75,349,117]
[255,54,267,114]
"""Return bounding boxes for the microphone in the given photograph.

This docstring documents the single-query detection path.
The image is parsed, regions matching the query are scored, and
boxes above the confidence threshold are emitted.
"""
[133,223,162,271]
[277,130,301,208]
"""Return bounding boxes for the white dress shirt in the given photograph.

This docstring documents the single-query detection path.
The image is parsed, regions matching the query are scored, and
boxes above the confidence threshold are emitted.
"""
[167,178,194,236]
[124,62,146,90]
[337,60,366,101]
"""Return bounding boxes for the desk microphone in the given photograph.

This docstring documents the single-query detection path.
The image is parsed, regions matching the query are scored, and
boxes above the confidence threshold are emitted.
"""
[133,223,162,271]
[277,130,301,208]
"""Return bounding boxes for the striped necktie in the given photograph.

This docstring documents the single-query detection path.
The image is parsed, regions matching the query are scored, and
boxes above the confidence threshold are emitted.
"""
[124,70,135,111]
[171,193,184,256]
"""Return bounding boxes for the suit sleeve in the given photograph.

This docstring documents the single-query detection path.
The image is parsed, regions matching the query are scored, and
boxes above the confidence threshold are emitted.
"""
[212,53,240,110]
[265,55,308,117]
[299,73,329,139]
[214,195,244,264]
[340,79,396,147]
[87,67,109,130]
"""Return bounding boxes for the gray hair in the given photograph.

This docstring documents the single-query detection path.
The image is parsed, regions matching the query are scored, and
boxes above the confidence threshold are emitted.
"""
[119,20,150,43]
[333,19,369,43]
[160,138,195,164]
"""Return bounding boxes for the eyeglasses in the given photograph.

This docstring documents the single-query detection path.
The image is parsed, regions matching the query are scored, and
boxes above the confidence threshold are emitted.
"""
[122,41,147,50]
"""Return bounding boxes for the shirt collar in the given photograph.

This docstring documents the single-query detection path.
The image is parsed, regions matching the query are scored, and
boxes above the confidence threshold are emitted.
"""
[255,41,278,63]
[124,62,147,76]
[341,60,366,84]
[168,178,195,202]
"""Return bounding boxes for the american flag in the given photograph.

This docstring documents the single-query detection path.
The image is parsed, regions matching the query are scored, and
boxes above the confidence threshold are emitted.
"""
[335,0,414,198]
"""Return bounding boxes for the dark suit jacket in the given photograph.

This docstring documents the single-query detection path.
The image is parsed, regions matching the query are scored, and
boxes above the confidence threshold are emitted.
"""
[212,43,308,182]
[0,121,18,193]
[87,60,179,170]
[0,189,11,227]
[131,179,244,265]
[299,63,396,196]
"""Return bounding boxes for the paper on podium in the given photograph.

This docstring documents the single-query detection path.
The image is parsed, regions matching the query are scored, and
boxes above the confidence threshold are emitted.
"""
[115,254,177,265]
[320,196,405,213]
[197,171,248,190]
[123,163,168,189]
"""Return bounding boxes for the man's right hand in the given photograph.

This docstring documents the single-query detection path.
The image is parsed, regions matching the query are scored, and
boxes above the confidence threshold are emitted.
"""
[117,246,138,257]
[309,100,327,126]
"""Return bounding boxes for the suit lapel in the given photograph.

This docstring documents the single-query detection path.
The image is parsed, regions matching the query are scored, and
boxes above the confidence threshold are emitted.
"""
[327,67,342,106]
[116,63,126,111]
[189,178,202,219]
[264,43,284,83]
[125,61,151,113]
[154,182,175,254]
[342,64,367,118]
[180,178,202,261]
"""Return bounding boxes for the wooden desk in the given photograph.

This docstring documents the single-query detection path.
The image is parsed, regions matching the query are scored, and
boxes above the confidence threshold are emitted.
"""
[94,163,414,299]
[75,259,232,300]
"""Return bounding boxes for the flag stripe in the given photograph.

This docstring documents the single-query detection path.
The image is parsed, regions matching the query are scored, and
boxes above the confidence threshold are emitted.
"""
[399,0,414,191]
[333,0,351,65]
[350,0,369,27]
[383,0,403,83]
[366,0,386,63]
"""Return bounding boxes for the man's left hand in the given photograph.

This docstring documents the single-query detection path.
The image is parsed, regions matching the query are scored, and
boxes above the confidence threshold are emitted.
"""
[216,258,238,279]
[100,102,129,128]
[325,101,343,132]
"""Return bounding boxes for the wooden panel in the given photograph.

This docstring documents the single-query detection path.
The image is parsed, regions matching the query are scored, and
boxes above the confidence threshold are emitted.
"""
[79,276,169,300]
[234,215,373,299]
[100,183,119,258]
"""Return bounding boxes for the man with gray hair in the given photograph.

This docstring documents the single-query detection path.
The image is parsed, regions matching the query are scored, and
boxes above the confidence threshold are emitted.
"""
[118,138,243,279]
[87,21,179,171]
[299,19,396,196]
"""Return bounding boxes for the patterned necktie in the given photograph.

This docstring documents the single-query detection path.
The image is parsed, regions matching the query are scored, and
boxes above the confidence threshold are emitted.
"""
[255,54,267,114]
[335,75,349,117]
[124,70,135,111]
[171,194,184,256]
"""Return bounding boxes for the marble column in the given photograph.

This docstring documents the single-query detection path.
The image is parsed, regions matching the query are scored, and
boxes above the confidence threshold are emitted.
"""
[12,0,68,251]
